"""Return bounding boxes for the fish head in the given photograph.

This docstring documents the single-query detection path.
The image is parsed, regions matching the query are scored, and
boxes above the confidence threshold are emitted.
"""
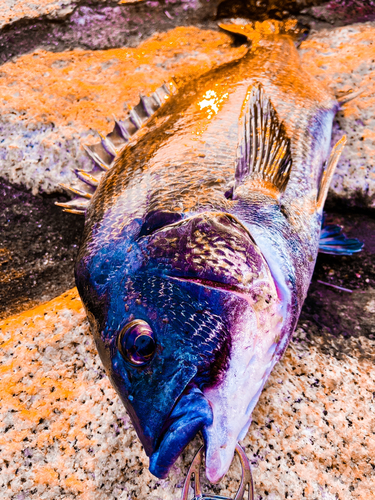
[76,211,285,482]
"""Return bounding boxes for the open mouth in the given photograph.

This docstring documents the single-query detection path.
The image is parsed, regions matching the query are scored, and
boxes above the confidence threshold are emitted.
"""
[149,386,213,479]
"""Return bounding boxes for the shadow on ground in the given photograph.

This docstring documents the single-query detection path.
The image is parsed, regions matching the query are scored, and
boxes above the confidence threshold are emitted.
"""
[0,179,84,318]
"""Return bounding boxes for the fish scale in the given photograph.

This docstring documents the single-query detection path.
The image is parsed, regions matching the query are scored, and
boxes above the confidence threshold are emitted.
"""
[56,18,364,493]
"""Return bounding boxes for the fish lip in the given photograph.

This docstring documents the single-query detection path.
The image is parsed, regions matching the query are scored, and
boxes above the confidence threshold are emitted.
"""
[149,386,213,479]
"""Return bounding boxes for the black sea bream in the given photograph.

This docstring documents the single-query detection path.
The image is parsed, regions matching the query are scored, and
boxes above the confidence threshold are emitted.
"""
[57,19,362,483]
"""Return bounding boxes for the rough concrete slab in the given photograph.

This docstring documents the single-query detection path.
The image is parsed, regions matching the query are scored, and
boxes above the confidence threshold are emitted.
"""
[0,289,374,500]
[0,0,146,29]
[0,180,84,320]
[0,0,221,65]
[303,0,375,25]
[300,22,375,208]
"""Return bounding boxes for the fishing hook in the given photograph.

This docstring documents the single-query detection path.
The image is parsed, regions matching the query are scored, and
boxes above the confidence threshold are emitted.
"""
[180,444,254,500]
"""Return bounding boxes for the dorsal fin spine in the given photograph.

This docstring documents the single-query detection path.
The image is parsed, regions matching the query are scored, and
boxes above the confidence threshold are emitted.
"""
[55,197,89,214]
[151,91,162,107]
[83,145,110,171]
[56,79,178,215]
[260,104,271,172]
[140,95,154,117]
[129,109,142,129]
[74,170,100,187]
[114,119,130,141]
[60,183,93,199]
[98,134,117,157]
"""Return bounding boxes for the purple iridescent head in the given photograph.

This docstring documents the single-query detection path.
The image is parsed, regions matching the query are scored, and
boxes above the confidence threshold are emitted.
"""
[76,211,285,482]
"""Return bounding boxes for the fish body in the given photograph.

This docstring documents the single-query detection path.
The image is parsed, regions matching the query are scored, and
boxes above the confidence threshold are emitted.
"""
[74,20,340,482]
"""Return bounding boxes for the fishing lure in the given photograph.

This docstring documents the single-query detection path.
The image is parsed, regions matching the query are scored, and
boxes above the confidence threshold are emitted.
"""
[56,18,363,492]
[181,444,254,499]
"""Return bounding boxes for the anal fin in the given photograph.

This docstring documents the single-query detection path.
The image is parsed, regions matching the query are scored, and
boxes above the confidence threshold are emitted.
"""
[234,84,292,199]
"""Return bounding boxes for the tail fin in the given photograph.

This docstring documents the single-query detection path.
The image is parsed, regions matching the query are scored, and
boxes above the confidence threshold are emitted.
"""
[319,217,364,255]
[218,18,308,45]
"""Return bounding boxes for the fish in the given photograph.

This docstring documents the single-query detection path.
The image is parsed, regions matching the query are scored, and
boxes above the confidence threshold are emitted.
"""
[57,19,363,483]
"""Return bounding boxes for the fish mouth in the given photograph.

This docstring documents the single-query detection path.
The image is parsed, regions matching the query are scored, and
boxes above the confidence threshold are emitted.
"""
[149,386,213,479]
[148,380,253,484]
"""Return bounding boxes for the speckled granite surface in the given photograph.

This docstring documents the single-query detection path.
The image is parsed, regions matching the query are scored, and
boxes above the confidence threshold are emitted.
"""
[300,22,375,208]
[1,290,374,499]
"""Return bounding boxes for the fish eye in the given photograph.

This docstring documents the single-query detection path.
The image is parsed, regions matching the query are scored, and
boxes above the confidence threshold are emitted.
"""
[117,320,156,366]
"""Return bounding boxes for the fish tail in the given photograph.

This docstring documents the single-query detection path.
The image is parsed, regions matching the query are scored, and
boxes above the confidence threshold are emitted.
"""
[319,215,364,255]
[218,18,308,45]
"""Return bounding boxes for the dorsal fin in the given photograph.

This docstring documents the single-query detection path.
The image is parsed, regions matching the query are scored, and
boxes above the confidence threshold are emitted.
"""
[234,84,292,198]
[56,80,178,215]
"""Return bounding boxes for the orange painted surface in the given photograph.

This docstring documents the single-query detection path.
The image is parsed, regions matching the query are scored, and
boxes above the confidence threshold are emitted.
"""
[0,28,246,141]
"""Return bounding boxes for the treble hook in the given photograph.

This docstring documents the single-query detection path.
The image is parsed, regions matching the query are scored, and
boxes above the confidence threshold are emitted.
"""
[180,444,254,500]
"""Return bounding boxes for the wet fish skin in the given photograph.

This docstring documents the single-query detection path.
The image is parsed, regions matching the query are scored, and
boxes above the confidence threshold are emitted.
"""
[75,20,339,482]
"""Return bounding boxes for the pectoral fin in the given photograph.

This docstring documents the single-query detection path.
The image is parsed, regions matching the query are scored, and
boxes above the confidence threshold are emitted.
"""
[317,136,346,213]
[233,84,292,199]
